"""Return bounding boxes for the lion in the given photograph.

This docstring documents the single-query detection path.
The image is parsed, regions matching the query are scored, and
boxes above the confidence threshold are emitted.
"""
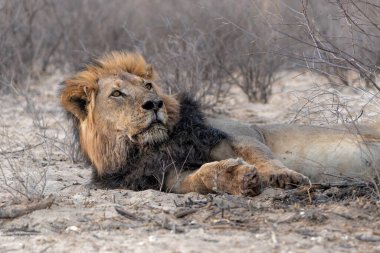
[60,51,380,196]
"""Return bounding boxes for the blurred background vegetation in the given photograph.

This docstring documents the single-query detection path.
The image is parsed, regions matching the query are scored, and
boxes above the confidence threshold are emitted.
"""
[0,0,379,106]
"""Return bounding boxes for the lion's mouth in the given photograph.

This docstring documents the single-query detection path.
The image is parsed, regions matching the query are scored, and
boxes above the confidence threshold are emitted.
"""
[144,119,165,131]
[131,121,168,145]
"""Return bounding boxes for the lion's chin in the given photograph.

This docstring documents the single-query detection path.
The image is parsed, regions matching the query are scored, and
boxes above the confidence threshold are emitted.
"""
[134,124,168,145]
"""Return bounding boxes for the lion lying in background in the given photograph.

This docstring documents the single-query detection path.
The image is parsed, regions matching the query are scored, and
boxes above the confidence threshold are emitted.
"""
[60,51,380,196]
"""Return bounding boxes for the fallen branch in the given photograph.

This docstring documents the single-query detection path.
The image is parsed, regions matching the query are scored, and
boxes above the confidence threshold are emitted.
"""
[114,206,144,222]
[173,208,198,218]
[292,181,374,197]
[0,195,55,219]
[356,234,380,242]
[311,181,373,189]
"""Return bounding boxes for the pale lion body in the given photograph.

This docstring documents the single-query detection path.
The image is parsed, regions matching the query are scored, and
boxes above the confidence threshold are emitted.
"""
[60,51,379,196]
[210,118,380,183]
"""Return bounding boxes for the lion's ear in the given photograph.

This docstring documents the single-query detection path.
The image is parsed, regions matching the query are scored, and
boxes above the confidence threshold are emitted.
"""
[145,64,154,79]
[60,80,96,121]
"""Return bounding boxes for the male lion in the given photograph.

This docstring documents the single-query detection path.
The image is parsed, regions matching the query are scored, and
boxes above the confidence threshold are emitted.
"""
[60,51,380,196]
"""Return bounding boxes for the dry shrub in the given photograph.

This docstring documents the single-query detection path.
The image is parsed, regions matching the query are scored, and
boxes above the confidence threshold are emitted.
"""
[275,0,380,91]
[0,82,78,200]
[0,129,50,201]
[289,85,380,125]
[0,0,282,104]
[1,0,379,99]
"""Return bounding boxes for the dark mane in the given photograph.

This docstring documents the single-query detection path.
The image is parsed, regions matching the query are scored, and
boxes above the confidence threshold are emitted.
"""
[91,94,228,191]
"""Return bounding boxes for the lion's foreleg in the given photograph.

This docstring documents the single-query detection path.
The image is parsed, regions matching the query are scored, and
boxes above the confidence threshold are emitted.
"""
[230,137,309,189]
[165,158,261,196]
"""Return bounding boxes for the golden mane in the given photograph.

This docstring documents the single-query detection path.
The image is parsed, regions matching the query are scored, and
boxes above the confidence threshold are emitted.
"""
[72,51,154,87]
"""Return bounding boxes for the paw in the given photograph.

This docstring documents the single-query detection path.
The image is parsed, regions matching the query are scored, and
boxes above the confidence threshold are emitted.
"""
[196,158,262,196]
[240,165,262,196]
[266,169,309,189]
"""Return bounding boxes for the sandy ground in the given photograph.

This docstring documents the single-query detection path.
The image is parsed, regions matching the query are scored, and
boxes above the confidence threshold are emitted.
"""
[1,71,380,253]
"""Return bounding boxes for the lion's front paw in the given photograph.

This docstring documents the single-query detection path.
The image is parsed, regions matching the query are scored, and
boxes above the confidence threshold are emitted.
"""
[265,169,309,189]
[196,158,262,196]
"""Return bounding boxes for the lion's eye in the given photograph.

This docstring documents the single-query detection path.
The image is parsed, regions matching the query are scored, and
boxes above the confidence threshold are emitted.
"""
[144,82,153,90]
[110,90,122,97]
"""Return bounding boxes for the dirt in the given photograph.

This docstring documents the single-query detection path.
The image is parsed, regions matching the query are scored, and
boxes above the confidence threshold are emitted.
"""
[1,71,380,253]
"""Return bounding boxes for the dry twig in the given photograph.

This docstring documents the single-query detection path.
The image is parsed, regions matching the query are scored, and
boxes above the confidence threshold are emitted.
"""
[114,206,144,222]
[0,195,55,219]
[173,208,198,218]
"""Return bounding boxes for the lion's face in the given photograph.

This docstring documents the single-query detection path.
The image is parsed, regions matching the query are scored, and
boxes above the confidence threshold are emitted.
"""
[94,72,169,144]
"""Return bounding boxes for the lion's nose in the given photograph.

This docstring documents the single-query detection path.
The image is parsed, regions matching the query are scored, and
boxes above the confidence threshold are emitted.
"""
[142,99,163,111]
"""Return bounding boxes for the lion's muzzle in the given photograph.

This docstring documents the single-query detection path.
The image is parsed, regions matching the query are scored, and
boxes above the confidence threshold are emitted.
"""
[142,99,163,112]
